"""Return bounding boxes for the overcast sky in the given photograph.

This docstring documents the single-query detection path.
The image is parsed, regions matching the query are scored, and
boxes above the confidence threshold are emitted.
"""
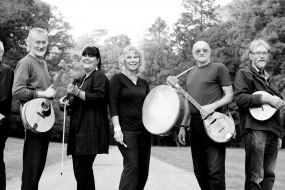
[42,0,231,43]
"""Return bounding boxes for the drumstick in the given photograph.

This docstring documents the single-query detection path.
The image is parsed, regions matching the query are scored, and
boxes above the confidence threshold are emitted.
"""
[121,141,127,148]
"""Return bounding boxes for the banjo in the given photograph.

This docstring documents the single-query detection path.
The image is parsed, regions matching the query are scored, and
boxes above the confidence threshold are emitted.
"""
[249,91,277,121]
[21,60,68,133]
[167,76,235,143]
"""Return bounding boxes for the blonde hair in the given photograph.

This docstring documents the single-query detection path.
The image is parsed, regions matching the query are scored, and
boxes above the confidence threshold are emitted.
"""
[26,27,48,52]
[119,45,145,73]
[0,41,4,60]
[249,39,271,53]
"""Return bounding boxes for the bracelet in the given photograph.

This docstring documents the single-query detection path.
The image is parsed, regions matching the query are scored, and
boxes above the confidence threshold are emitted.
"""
[180,125,186,129]
[75,90,81,96]
[114,125,121,132]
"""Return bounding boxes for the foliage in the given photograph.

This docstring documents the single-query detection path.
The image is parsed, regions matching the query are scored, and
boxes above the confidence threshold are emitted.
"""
[172,0,220,65]
[140,17,177,88]
[0,0,51,68]
[5,0,285,144]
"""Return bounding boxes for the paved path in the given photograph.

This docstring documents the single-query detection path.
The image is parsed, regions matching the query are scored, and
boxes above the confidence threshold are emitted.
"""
[7,146,199,190]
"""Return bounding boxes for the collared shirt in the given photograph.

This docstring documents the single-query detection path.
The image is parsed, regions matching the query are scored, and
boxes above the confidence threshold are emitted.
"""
[252,65,270,84]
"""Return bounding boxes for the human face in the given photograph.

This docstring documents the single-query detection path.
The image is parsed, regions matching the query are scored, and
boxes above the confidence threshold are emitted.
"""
[249,45,270,71]
[81,54,99,73]
[192,41,211,65]
[29,33,48,58]
[124,51,140,72]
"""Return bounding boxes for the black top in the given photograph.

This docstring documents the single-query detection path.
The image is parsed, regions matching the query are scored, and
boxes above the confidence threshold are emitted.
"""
[186,62,232,115]
[109,73,150,132]
[67,70,110,155]
[0,63,14,116]
[234,65,283,137]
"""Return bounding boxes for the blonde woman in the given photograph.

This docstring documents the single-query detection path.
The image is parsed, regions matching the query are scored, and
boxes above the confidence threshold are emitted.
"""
[109,46,151,190]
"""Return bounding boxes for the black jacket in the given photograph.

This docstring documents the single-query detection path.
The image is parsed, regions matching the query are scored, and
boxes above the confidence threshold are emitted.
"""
[234,65,283,137]
[67,70,110,155]
[0,63,14,116]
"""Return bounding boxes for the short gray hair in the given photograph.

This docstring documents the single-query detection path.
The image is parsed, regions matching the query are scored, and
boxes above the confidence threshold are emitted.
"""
[26,27,48,52]
[249,39,271,53]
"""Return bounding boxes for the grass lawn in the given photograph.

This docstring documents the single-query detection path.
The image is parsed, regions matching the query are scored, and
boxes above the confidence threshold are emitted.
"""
[151,146,285,190]
[4,138,285,190]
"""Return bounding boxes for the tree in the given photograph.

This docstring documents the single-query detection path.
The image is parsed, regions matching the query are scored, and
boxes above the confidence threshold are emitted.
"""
[140,17,177,87]
[101,34,131,77]
[172,0,220,64]
[0,0,74,70]
[0,0,52,67]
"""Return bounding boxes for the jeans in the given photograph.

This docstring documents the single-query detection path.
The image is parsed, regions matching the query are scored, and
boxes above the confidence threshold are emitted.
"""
[118,130,151,190]
[72,154,96,190]
[244,130,279,190]
[190,116,226,190]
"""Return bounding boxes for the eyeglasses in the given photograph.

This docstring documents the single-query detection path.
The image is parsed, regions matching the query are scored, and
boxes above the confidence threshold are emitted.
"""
[251,51,269,56]
[194,49,209,54]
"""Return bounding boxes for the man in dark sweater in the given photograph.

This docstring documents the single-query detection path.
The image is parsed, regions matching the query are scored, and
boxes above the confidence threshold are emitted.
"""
[0,40,14,190]
[12,28,56,190]
[234,39,283,190]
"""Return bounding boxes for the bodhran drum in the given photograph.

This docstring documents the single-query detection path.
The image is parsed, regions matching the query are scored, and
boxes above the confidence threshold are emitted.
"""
[142,85,188,135]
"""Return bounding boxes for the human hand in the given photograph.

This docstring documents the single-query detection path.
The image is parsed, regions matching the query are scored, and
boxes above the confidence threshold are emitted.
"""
[59,96,69,106]
[67,84,80,96]
[268,95,284,109]
[38,86,56,99]
[200,104,216,119]
[114,130,127,147]
[178,127,186,145]
[278,138,282,149]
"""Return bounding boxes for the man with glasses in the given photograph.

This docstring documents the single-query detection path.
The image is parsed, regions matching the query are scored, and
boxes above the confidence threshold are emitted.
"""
[234,39,283,190]
[178,41,233,190]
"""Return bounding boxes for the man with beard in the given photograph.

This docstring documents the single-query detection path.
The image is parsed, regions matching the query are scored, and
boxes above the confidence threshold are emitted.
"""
[234,39,283,190]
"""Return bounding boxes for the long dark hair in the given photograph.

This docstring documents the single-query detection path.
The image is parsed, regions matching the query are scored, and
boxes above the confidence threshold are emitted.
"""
[82,46,102,70]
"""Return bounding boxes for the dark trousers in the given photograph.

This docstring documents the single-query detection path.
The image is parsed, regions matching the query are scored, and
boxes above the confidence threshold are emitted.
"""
[0,116,10,190]
[190,116,226,190]
[72,154,96,190]
[244,130,279,190]
[21,130,50,190]
[118,130,151,190]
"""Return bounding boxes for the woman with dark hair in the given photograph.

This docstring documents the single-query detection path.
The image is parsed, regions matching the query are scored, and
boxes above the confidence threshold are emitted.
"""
[109,45,151,190]
[60,46,110,190]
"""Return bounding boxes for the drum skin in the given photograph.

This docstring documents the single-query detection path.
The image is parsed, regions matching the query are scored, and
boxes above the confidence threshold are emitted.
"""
[21,98,55,133]
[142,85,186,135]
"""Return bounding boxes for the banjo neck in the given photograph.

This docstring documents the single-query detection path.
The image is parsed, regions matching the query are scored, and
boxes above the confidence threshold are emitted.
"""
[41,69,65,113]
[173,84,203,112]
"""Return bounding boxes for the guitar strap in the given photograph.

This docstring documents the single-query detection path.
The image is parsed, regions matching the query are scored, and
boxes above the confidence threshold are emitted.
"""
[174,66,234,125]
[244,66,282,98]
[175,66,196,79]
